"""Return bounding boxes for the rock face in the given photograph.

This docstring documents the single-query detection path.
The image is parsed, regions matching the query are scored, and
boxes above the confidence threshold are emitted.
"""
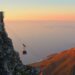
[0,12,38,75]
[31,48,75,75]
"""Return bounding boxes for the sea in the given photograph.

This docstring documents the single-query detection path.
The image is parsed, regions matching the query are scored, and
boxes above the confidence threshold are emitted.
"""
[5,21,75,64]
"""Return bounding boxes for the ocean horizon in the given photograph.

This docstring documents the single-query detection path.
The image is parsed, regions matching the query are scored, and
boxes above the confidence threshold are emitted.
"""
[5,21,75,64]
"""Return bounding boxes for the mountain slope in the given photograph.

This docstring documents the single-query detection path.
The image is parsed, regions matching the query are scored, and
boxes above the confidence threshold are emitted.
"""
[43,48,75,75]
[31,48,75,75]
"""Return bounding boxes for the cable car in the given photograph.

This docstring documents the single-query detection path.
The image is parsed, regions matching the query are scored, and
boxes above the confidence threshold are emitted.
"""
[6,25,28,55]
[23,50,27,54]
[22,44,27,55]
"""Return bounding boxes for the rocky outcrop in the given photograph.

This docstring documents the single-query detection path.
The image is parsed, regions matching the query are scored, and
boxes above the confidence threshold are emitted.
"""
[0,12,39,75]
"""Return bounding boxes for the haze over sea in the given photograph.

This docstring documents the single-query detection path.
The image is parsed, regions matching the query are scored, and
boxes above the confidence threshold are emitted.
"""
[5,21,75,64]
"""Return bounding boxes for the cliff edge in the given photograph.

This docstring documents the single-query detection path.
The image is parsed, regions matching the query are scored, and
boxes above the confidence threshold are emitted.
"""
[0,12,38,75]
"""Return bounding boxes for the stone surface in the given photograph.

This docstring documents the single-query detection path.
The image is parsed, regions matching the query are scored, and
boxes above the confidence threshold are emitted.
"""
[0,12,39,75]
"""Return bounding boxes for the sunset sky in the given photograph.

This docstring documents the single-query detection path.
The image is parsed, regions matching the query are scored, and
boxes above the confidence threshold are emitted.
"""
[0,0,75,21]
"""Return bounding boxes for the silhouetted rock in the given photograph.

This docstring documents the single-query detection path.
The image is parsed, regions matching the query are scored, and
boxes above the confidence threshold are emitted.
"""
[0,12,38,75]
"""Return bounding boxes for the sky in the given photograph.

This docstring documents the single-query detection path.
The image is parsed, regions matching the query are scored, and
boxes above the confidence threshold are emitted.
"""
[0,0,75,21]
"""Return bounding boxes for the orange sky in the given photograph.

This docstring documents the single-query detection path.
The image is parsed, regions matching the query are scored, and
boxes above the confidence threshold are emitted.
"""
[0,0,75,21]
[4,13,75,21]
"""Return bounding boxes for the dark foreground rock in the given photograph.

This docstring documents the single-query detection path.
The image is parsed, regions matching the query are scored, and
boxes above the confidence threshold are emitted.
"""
[0,12,39,75]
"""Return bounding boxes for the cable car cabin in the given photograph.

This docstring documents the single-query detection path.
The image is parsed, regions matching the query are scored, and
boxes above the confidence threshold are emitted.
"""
[22,44,27,55]
[23,50,27,55]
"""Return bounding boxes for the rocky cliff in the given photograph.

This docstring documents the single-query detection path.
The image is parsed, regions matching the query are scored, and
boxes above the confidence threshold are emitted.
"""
[0,12,38,75]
